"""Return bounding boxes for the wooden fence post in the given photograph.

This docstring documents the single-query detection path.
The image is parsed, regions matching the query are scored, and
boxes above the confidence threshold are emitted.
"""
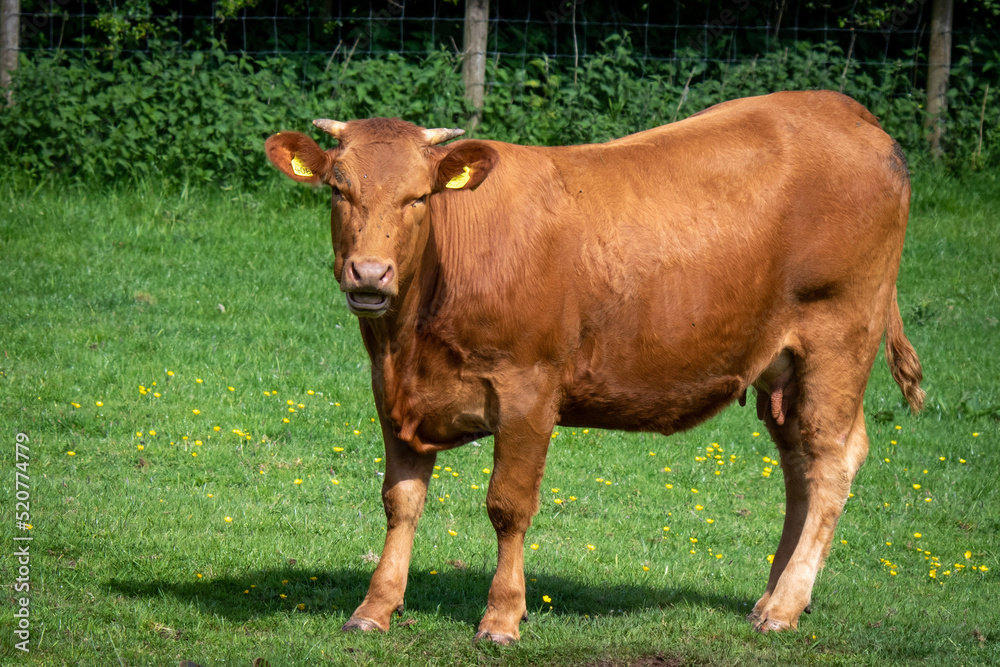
[926,0,953,157]
[1,0,20,106]
[462,0,488,134]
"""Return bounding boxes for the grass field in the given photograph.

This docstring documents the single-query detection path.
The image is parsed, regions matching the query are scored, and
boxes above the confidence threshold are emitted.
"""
[1,169,998,666]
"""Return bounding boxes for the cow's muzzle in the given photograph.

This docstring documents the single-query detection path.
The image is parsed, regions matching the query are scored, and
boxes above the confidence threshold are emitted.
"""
[343,258,396,318]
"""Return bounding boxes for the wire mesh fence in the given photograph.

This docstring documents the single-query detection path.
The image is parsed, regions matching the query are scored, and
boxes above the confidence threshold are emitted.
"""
[15,1,996,79]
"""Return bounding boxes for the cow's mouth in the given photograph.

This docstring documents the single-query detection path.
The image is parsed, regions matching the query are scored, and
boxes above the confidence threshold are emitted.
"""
[346,291,391,317]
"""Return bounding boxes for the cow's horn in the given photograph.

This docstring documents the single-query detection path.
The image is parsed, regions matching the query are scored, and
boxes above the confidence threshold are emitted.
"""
[422,128,465,145]
[313,119,348,137]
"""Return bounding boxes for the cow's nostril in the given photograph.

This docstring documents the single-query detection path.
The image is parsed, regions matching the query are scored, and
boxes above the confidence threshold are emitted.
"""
[380,264,395,286]
[350,261,363,283]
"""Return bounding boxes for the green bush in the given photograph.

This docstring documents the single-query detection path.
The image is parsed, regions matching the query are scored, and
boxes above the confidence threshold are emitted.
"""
[0,36,995,188]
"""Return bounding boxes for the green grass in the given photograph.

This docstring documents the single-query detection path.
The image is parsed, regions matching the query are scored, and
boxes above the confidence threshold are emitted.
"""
[1,170,998,666]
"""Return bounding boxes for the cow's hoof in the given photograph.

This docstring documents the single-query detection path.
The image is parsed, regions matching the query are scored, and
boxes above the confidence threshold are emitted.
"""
[474,630,517,645]
[750,614,793,634]
[341,617,387,633]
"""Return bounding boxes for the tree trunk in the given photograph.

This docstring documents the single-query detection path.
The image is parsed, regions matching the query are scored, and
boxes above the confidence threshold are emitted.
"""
[926,0,953,157]
[462,0,488,134]
[1,0,19,106]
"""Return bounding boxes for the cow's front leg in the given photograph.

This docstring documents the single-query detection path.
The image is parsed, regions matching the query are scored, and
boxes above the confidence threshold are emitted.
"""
[475,418,552,644]
[343,420,435,633]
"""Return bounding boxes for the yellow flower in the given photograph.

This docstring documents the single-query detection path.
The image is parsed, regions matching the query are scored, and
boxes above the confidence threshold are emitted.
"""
[972,432,979,437]
[695,505,704,511]
[196,573,203,579]
[283,418,290,423]
[167,370,174,376]
[965,551,972,559]
[67,451,76,456]
[663,527,670,532]
[297,603,305,610]
[960,459,966,463]
[136,431,143,437]
[716,554,723,559]
[912,484,921,490]
[665,484,673,489]
[192,409,200,415]
[914,532,922,538]
[137,445,144,451]
[643,565,650,571]
[530,544,539,550]
[71,402,81,408]
[542,595,552,603]
[280,593,287,598]
[753,432,760,437]
[213,426,221,432]
[310,576,317,580]
[649,451,656,456]
[891,440,897,445]
[583,429,589,434]
[374,457,382,462]
[482,468,491,474]
[767,554,775,564]
[939,456,946,461]
[334,402,340,406]
[288,408,295,413]
[207,493,213,497]
[333,447,344,452]
[225,517,232,523]
[149,430,156,436]
[551,488,560,493]
[554,498,563,504]
[706,518,715,524]
[569,496,576,501]
[96,401,103,407]
[691,488,698,494]
[885,458,891,463]
[353,430,360,435]
[470,484,479,489]
[895,425,902,430]
[298,404,305,409]
[429,570,438,575]
[195,440,203,446]
[981,566,989,572]
[191,452,197,457]
[448,530,457,536]
[307,390,315,395]
[228,386,235,392]
[690,537,698,543]
[244,589,249,594]
[587,544,595,551]
[196,378,203,384]
[294,479,303,485]
[331,479,339,485]
[841,539,848,545]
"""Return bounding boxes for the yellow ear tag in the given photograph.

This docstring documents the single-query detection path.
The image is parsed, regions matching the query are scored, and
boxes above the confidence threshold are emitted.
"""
[445,165,472,189]
[290,155,313,178]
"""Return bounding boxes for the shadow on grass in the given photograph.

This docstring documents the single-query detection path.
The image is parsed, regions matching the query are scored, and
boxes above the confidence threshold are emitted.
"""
[106,565,753,628]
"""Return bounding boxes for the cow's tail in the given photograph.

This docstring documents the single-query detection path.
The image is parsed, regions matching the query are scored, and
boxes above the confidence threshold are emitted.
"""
[885,286,925,413]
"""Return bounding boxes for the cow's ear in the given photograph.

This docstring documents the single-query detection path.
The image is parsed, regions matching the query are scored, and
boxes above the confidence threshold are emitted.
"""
[265,132,333,185]
[433,141,499,192]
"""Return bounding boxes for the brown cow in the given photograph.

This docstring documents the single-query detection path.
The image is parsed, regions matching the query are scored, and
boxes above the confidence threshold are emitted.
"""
[265,90,924,642]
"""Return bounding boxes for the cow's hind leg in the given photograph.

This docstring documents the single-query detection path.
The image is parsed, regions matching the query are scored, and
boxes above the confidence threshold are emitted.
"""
[749,346,872,632]
[343,419,436,633]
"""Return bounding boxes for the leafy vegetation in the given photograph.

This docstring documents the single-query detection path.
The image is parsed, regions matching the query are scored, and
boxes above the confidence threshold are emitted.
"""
[0,167,997,665]
[1,30,997,187]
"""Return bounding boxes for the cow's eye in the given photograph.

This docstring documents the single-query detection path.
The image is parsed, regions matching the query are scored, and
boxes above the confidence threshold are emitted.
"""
[411,195,427,208]
[331,188,345,203]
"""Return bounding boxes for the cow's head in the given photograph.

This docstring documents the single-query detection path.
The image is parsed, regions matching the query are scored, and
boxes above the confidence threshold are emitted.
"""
[265,118,498,318]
